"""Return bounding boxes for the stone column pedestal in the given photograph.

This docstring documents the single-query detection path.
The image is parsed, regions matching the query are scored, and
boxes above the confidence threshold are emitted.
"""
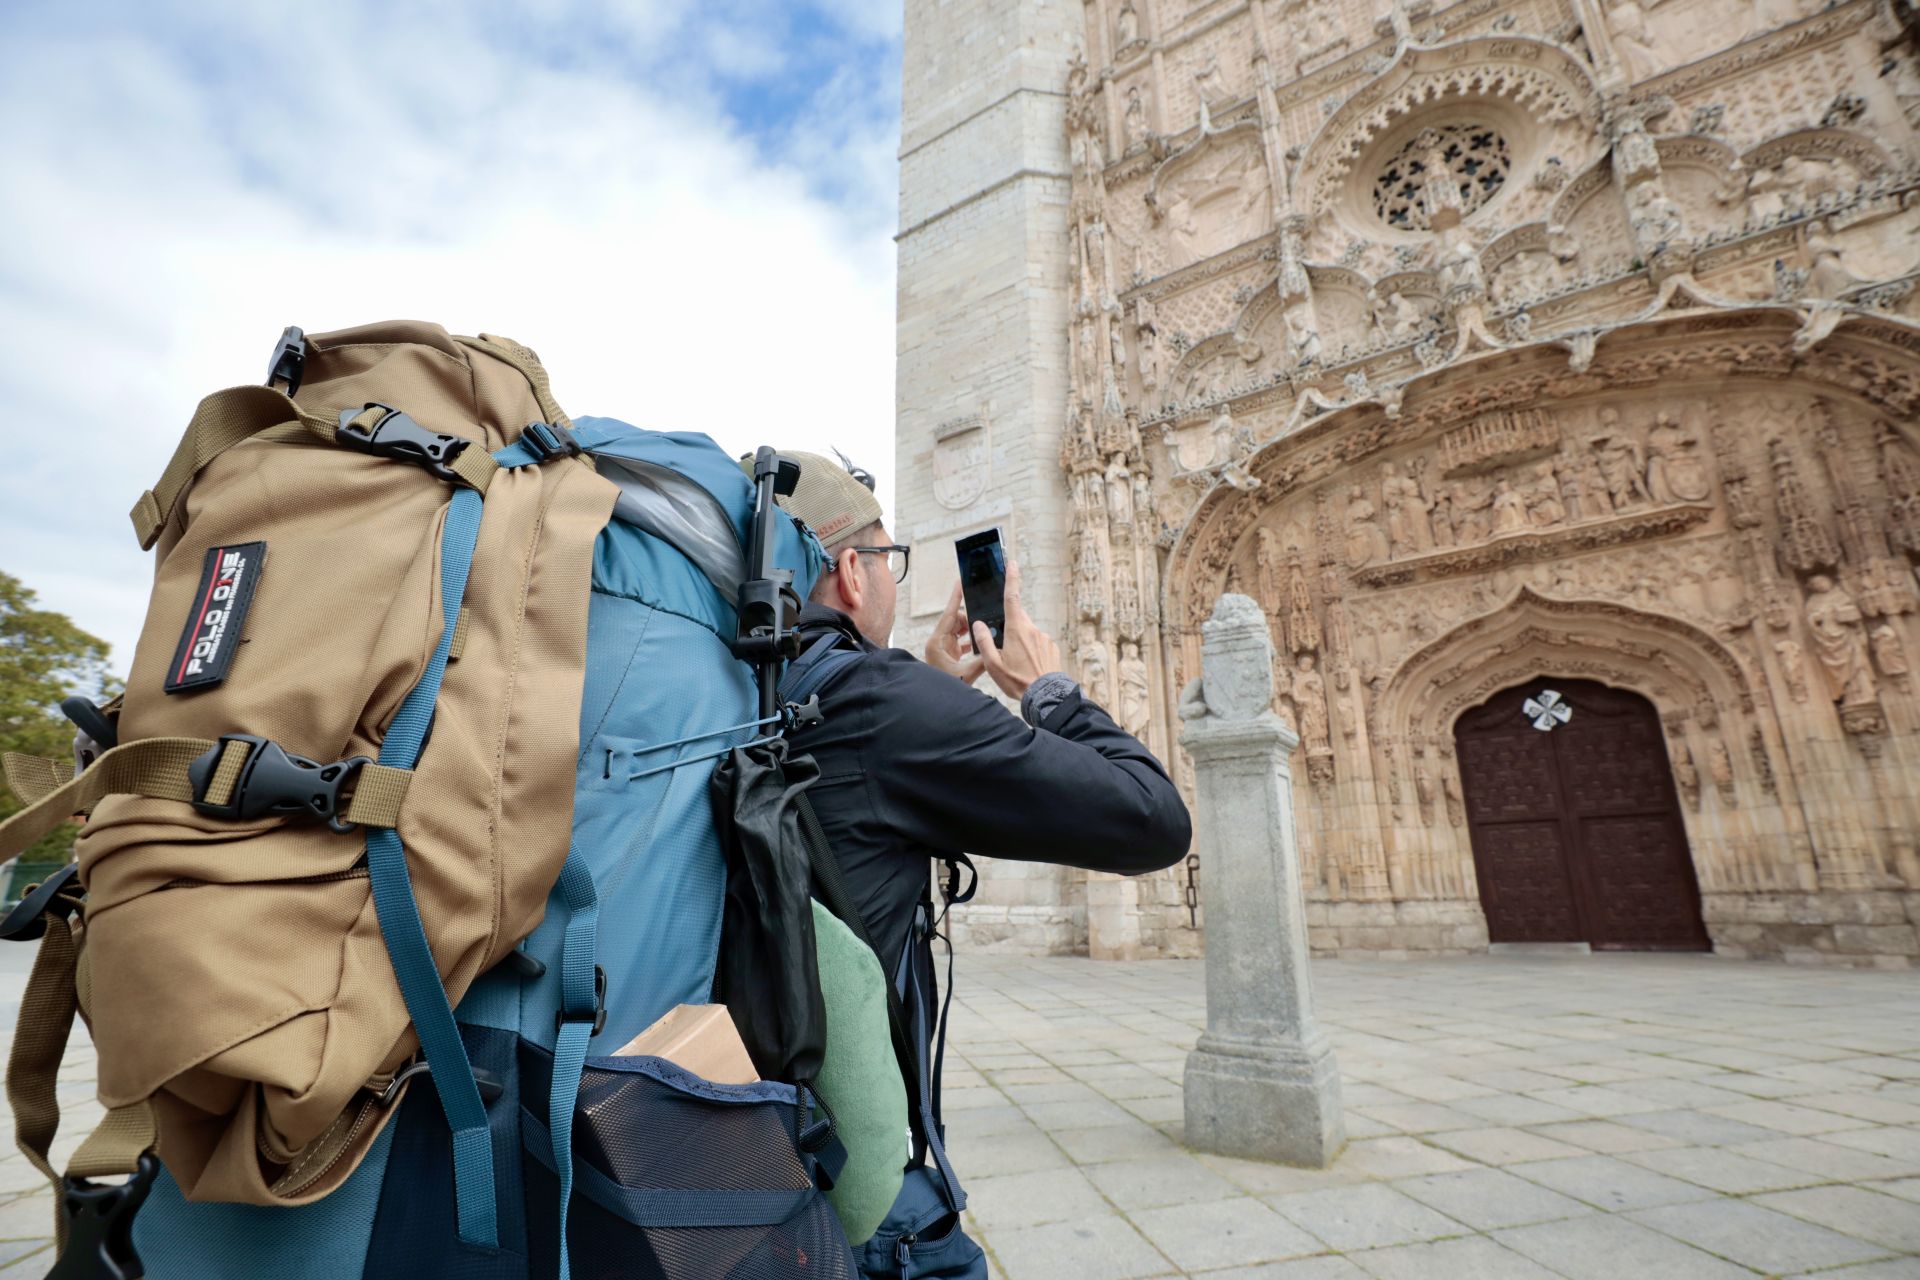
[1180,594,1346,1167]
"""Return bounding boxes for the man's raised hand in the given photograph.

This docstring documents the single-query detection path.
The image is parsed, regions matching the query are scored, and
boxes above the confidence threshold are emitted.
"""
[971,559,1063,700]
[924,579,988,685]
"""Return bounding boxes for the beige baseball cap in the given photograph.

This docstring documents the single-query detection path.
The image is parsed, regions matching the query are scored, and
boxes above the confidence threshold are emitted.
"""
[745,450,885,551]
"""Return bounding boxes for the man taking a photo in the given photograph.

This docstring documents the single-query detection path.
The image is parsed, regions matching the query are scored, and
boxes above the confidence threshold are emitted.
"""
[766,450,1191,1278]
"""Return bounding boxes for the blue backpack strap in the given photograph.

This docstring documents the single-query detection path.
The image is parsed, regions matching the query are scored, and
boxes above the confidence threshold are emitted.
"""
[362,485,499,1250]
[363,439,598,1256]
[778,632,862,709]
[547,848,602,1280]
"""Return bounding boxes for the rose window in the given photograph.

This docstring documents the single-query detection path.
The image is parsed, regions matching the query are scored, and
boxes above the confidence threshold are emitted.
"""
[1370,124,1512,232]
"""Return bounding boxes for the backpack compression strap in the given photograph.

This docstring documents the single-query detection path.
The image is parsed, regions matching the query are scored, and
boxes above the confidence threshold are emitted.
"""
[0,737,415,1242]
[0,738,410,859]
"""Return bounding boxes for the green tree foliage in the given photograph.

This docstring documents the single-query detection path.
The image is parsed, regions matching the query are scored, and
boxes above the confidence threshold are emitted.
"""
[1,571,117,870]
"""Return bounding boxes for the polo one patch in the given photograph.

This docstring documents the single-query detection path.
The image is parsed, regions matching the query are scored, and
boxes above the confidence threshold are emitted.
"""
[164,541,266,693]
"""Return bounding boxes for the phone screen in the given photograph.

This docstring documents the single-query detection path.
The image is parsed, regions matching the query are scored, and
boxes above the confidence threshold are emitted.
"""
[955,528,1007,647]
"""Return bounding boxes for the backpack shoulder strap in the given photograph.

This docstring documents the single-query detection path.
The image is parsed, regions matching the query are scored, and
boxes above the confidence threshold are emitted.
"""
[779,632,863,708]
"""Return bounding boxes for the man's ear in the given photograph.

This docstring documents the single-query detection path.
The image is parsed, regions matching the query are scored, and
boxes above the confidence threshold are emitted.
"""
[834,546,866,612]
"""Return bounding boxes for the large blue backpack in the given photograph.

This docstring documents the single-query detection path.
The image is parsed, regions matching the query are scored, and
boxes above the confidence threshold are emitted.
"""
[118,412,844,1278]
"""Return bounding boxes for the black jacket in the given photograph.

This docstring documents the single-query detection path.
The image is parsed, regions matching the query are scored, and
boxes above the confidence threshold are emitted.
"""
[787,604,1192,977]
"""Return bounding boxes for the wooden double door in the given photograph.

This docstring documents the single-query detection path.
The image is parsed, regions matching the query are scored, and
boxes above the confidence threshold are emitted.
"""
[1454,679,1710,951]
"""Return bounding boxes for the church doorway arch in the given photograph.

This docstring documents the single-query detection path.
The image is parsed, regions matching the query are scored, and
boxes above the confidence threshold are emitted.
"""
[1454,678,1709,951]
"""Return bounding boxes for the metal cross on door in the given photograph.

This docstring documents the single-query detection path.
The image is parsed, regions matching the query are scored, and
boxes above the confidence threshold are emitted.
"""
[1453,679,1710,950]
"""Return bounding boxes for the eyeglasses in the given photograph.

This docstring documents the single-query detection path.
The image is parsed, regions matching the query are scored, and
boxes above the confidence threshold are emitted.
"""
[849,544,911,583]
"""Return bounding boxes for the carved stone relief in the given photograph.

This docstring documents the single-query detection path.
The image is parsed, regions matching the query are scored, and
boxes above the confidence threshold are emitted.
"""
[1018,0,1920,961]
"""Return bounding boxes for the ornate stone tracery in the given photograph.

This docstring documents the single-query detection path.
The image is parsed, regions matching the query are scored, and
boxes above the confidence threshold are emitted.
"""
[1004,0,1920,964]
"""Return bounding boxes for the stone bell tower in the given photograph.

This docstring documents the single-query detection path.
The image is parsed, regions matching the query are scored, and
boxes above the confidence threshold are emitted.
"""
[895,0,1114,954]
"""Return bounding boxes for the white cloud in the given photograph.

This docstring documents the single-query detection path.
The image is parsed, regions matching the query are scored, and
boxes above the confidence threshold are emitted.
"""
[0,0,900,672]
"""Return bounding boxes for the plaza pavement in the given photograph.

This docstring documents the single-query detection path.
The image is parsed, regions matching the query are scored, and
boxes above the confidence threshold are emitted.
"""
[0,949,1915,1276]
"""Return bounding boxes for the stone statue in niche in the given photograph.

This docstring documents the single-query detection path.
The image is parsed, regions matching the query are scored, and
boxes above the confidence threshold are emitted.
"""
[1382,290,1424,342]
[1554,453,1590,522]
[1672,741,1702,810]
[1067,59,1104,179]
[1429,486,1457,547]
[1773,635,1811,703]
[1414,755,1436,826]
[1526,462,1567,527]
[1871,622,1911,687]
[1284,302,1323,367]
[1450,482,1493,543]
[1078,633,1113,706]
[1708,738,1737,805]
[1116,0,1142,50]
[1777,156,1858,214]
[1438,233,1487,301]
[1803,575,1877,706]
[1629,182,1686,252]
[1593,420,1650,511]
[1645,413,1712,504]
[1345,485,1390,566]
[1193,57,1228,134]
[1441,771,1464,827]
[1118,639,1152,737]
[1255,528,1286,619]
[1124,85,1152,155]
[1286,550,1320,655]
[1804,219,1855,301]
[1608,0,1661,81]
[1136,315,1160,393]
[1491,478,1530,535]
[1380,461,1433,556]
[1291,653,1331,753]
[1415,130,1465,233]
[1333,666,1361,740]
[1106,454,1135,532]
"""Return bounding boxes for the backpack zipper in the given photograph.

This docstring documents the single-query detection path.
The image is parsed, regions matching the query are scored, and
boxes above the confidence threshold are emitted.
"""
[157,863,370,892]
[268,1090,381,1197]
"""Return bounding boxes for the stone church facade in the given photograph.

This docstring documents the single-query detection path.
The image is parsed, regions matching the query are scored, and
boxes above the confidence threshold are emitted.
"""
[896,0,1920,966]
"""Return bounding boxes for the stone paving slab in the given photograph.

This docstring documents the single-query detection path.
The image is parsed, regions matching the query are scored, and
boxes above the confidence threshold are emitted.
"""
[0,951,1916,1276]
[938,952,1919,1279]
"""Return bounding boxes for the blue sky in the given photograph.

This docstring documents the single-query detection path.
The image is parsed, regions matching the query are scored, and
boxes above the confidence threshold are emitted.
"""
[0,0,903,669]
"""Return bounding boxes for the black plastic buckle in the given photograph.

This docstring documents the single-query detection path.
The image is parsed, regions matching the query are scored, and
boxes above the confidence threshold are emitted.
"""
[187,735,371,833]
[0,862,82,943]
[335,404,471,482]
[47,1153,158,1280]
[555,965,607,1036]
[266,325,306,396]
[518,421,580,461]
[783,694,825,731]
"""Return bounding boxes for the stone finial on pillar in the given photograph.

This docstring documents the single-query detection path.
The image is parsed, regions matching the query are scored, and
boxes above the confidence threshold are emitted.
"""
[1180,593,1346,1166]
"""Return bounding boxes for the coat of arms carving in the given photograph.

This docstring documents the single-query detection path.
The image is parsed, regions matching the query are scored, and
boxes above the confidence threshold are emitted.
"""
[934,415,990,510]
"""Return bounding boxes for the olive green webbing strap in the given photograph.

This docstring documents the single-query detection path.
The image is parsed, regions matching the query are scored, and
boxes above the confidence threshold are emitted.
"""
[0,739,412,861]
[458,335,573,431]
[130,384,336,550]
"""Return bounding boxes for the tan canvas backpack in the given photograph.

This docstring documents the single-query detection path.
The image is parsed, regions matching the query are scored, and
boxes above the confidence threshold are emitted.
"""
[0,321,616,1231]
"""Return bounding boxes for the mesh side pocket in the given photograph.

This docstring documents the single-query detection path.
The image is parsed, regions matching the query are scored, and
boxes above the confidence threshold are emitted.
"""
[522,1050,858,1280]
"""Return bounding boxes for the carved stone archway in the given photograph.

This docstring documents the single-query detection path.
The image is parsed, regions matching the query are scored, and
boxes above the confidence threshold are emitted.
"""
[1156,310,1920,959]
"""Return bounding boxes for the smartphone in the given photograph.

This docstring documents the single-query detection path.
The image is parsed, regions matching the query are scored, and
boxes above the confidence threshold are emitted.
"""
[955,527,1007,648]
